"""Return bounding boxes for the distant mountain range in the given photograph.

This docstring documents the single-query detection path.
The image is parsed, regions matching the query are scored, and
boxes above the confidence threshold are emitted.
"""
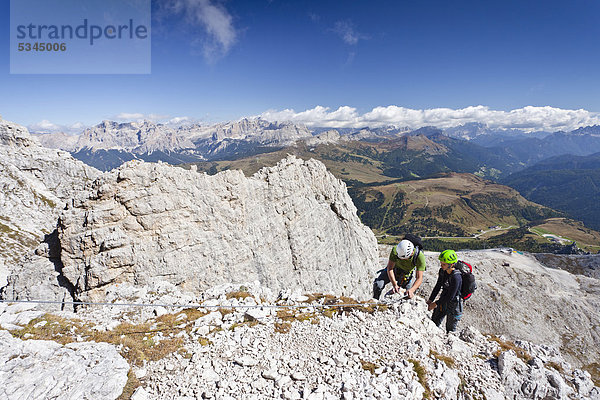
[31,119,600,233]
[31,120,600,173]
[33,118,313,170]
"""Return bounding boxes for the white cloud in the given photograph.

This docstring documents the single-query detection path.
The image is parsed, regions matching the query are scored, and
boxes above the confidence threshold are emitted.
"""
[114,113,174,122]
[115,112,145,120]
[332,20,363,45]
[148,113,171,121]
[28,120,87,135]
[261,106,361,128]
[168,0,237,62]
[168,116,191,125]
[308,12,320,23]
[259,105,600,132]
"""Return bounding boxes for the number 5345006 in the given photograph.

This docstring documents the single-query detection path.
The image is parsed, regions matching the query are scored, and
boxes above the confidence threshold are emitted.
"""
[18,42,66,51]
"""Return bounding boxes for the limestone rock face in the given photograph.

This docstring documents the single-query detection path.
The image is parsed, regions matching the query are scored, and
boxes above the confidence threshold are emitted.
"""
[76,120,195,153]
[70,118,311,155]
[0,119,100,263]
[305,129,341,146]
[0,330,129,400]
[58,156,378,301]
[32,131,79,152]
[0,118,100,306]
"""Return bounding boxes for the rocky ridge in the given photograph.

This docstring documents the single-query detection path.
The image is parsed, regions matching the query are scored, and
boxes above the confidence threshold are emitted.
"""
[32,131,79,152]
[56,155,378,302]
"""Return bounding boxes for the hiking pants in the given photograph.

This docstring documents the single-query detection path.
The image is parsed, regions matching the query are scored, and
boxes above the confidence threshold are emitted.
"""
[431,299,463,333]
[372,268,415,300]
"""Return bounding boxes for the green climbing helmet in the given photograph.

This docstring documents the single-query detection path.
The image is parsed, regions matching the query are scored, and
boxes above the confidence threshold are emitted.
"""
[439,249,458,264]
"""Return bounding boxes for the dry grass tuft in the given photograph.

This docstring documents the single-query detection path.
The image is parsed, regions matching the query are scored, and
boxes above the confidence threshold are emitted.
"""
[276,308,317,323]
[303,293,337,303]
[430,349,456,368]
[274,322,291,334]
[409,359,431,399]
[116,369,141,400]
[488,334,532,363]
[321,308,339,318]
[226,291,252,300]
[218,308,235,317]
[360,359,378,374]
[584,363,600,387]
[11,312,188,366]
[11,314,82,345]
[179,308,208,321]
[88,322,184,366]
[545,361,564,374]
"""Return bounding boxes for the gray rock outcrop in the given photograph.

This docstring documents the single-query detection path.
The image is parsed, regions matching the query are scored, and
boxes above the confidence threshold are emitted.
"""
[58,156,378,301]
[32,131,79,152]
[0,330,128,400]
[0,118,100,306]
[207,118,311,145]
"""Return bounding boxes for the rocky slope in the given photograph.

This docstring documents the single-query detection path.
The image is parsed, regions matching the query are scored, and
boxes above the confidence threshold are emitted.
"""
[1,278,598,400]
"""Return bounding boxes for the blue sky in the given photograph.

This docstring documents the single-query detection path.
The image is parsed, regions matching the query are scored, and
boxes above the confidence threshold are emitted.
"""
[1,0,600,133]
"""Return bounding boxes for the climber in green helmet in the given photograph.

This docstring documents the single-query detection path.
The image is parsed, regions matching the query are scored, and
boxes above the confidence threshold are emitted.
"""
[427,249,463,333]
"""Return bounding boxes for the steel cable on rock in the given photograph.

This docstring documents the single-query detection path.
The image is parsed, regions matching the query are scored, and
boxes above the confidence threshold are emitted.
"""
[0,298,399,310]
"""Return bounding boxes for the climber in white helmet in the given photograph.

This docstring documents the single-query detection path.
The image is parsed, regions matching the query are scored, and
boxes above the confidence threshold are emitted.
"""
[373,235,426,300]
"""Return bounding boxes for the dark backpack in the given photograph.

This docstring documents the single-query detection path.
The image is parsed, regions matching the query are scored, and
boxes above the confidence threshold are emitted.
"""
[402,234,423,267]
[455,260,477,300]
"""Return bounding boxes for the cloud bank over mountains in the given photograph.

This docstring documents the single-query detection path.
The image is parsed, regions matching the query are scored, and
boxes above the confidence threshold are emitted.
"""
[260,105,600,132]
[26,105,600,135]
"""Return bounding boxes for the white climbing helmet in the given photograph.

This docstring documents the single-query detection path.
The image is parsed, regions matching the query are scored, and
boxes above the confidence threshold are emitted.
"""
[396,239,414,259]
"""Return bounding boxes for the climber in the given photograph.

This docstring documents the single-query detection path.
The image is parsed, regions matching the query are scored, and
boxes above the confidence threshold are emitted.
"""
[426,249,463,333]
[372,236,426,300]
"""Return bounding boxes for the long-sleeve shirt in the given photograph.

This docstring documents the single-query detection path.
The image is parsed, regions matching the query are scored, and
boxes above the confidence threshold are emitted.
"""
[428,268,462,306]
